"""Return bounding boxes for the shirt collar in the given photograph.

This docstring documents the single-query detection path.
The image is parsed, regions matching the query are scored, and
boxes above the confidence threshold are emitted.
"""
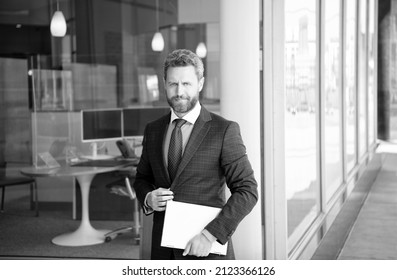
[170,102,201,125]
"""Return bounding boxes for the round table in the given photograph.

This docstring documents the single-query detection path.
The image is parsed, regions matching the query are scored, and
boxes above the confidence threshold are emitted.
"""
[21,162,134,247]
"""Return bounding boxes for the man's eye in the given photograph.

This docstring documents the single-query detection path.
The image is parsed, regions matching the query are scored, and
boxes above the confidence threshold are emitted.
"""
[183,82,190,86]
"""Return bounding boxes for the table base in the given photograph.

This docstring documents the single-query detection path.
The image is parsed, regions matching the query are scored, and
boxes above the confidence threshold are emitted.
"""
[52,228,111,246]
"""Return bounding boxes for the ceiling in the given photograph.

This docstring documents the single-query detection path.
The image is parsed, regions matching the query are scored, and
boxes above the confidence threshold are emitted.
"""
[0,0,52,26]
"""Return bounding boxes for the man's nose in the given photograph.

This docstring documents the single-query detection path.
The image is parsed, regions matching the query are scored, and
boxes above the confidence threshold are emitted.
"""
[176,82,183,96]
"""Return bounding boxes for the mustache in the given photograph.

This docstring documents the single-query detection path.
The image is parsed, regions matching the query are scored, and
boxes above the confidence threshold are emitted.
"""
[171,96,189,101]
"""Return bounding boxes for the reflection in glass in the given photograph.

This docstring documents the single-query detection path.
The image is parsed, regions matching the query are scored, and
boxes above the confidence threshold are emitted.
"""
[358,0,368,157]
[1,0,221,260]
[27,1,219,112]
[285,0,319,244]
[367,0,376,146]
[0,58,32,165]
[324,0,343,200]
[31,69,73,111]
[345,0,357,173]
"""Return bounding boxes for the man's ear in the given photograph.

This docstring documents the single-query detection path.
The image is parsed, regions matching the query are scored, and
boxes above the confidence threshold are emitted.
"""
[199,77,205,92]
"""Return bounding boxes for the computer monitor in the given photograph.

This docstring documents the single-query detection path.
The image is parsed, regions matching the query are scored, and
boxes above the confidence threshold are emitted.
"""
[81,109,123,158]
[123,107,170,137]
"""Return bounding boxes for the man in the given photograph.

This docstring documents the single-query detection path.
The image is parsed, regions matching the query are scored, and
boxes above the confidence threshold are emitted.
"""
[133,49,258,260]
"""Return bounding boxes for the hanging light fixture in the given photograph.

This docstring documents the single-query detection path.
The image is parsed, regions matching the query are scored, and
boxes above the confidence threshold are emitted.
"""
[50,0,67,37]
[151,0,164,52]
[152,32,164,51]
[195,0,207,58]
[196,41,207,58]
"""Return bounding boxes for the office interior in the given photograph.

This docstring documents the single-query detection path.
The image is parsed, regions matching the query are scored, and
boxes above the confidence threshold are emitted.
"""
[0,0,393,260]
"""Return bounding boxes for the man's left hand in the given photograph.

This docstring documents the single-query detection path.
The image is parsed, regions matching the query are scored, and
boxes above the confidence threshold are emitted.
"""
[183,233,213,257]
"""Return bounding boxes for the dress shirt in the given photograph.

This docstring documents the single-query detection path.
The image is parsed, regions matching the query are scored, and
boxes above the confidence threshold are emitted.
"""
[144,102,201,211]
[163,102,201,168]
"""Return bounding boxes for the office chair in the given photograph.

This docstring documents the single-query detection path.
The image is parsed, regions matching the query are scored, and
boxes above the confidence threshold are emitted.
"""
[105,177,141,244]
[0,161,39,217]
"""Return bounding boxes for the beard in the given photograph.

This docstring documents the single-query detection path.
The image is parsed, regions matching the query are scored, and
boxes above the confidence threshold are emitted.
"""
[167,94,199,115]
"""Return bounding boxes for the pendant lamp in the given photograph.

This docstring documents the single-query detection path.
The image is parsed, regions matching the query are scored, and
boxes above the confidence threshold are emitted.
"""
[152,32,164,52]
[196,42,207,58]
[50,0,67,37]
[195,1,207,58]
[152,0,164,52]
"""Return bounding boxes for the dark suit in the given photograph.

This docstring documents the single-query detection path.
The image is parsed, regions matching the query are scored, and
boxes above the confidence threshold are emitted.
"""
[133,106,258,259]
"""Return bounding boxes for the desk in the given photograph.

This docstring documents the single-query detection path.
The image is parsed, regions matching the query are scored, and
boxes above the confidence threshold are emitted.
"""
[21,161,135,246]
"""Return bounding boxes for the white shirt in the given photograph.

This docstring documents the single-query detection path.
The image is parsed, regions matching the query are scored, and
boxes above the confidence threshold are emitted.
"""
[163,102,201,168]
[143,102,201,212]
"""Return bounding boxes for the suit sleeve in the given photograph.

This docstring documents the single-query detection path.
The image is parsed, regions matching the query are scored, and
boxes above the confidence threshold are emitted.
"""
[205,122,258,244]
[132,125,156,214]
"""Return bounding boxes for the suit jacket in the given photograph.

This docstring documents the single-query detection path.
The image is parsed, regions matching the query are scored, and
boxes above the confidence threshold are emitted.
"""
[133,106,258,260]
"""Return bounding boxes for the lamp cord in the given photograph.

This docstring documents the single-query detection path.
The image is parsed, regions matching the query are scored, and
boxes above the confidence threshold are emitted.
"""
[155,0,159,31]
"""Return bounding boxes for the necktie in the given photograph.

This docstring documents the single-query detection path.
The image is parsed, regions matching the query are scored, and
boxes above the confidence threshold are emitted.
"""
[168,118,187,182]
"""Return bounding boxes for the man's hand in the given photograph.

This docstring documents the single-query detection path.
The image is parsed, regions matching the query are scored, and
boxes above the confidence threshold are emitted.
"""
[183,232,213,257]
[147,188,174,211]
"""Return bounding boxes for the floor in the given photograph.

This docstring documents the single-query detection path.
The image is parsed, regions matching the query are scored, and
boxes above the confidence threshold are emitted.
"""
[0,184,140,259]
[337,150,397,259]
[313,143,397,260]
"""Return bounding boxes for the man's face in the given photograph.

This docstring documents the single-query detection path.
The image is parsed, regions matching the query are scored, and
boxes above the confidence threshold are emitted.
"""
[164,66,204,116]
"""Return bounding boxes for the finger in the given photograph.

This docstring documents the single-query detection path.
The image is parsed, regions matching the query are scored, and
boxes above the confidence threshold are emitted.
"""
[157,195,174,202]
[152,189,173,196]
[157,191,174,197]
[153,196,173,206]
[157,201,168,207]
[183,242,191,256]
[152,201,167,210]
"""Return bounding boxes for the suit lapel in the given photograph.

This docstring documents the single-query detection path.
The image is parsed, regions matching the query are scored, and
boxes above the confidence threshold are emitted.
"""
[170,107,212,189]
[153,113,172,185]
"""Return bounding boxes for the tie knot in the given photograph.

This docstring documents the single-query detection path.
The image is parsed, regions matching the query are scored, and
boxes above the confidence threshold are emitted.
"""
[173,118,187,128]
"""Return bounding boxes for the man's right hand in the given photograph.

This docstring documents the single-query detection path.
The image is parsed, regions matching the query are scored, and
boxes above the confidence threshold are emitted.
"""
[147,188,174,211]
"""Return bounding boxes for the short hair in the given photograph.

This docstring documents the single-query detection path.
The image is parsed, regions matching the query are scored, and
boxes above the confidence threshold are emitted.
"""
[163,49,204,81]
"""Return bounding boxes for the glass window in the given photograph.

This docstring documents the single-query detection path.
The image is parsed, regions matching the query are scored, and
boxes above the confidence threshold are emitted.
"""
[324,0,343,200]
[27,0,220,112]
[27,0,221,168]
[367,0,376,146]
[345,0,358,173]
[0,0,221,260]
[284,0,320,247]
[0,58,32,166]
[358,0,368,158]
